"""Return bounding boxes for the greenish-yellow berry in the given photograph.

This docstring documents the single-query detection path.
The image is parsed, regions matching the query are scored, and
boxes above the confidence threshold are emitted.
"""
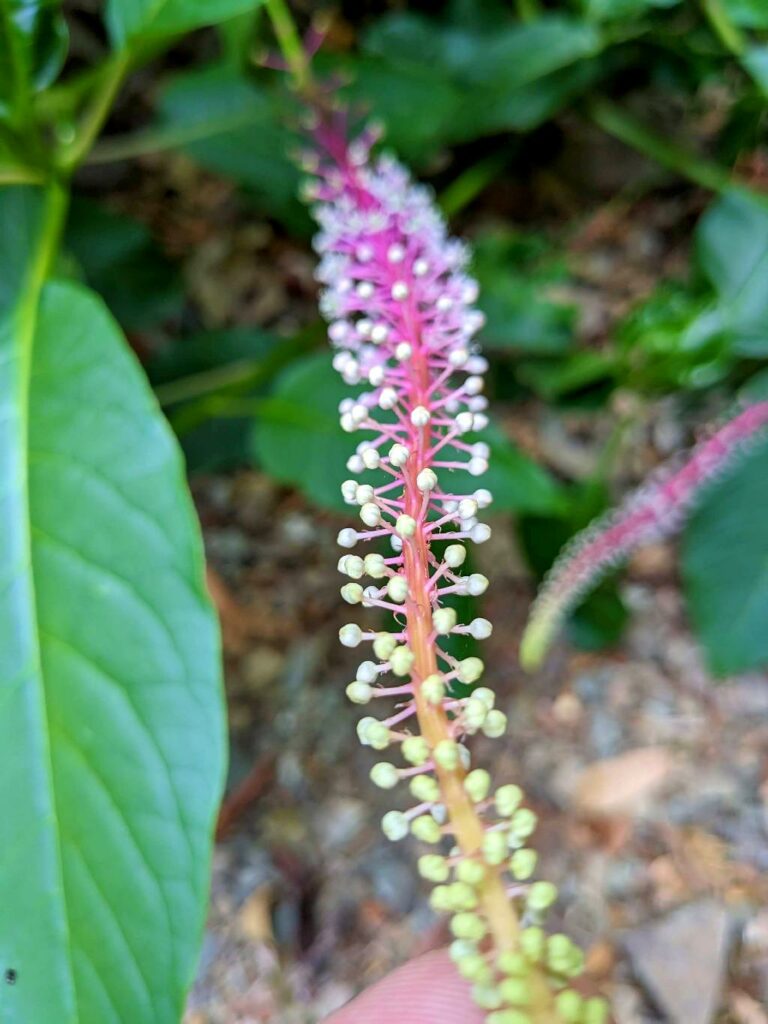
[498,976,530,1006]
[495,784,523,817]
[482,830,508,866]
[583,996,609,1024]
[381,810,409,841]
[464,768,491,802]
[455,859,485,886]
[509,848,537,880]
[472,686,495,709]
[450,912,488,942]
[370,762,399,789]
[448,881,478,910]
[554,989,583,1023]
[417,854,450,883]
[470,984,503,1010]
[372,632,397,660]
[497,950,528,976]
[449,938,477,963]
[527,880,558,912]
[482,709,508,738]
[390,645,415,676]
[402,735,430,765]
[487,1011,531,1024]
[429,885,453,912]
[433,739,460,769]
[510,807,537,840]
[411,814,441,843]
[520,926,546,962]
[409,774,440,802]
[455,953,492,985]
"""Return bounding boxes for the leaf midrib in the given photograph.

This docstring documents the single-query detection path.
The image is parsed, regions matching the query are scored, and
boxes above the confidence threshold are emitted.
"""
[12,181,78,1021]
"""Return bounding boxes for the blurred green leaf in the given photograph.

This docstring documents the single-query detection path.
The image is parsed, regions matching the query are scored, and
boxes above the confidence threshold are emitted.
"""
[480,423,566,515]
[0,278,225,1022]
[517,350,618,400]
[741,45,768,97]
[696,188,768,356]
[0,185,45,312]
[155,64,307,231]
[106,0,261,48]
[472,230,576,353]
[0,0,68,120]
[682,434,768,673]
[251,351,372,510]
[579,0,679,19]
[720,0,768,29]
[65,197,183,330]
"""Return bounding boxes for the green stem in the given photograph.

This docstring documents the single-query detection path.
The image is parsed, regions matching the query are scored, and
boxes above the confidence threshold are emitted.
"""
[439,147,515,218]
[264,0,311,91]
[0,165,46,185]
[700,0,745,56]
[58,51,132,171]
[588,96,734,193]
[15,179,70,326]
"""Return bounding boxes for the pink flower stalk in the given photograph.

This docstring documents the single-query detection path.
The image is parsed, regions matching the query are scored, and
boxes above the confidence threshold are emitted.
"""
[299,109,606,1023]
[521,400,768,670]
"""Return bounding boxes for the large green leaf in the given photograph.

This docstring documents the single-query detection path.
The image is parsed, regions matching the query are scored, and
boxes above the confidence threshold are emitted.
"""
[0,185,45,314]
[0,278,225,1022]
[106,0,261,47]
[0,0,68,120]
[681,435,768,675]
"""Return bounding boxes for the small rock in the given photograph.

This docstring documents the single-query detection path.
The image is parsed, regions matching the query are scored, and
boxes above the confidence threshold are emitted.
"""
[573,747,674,818]
[624,900,731,1024]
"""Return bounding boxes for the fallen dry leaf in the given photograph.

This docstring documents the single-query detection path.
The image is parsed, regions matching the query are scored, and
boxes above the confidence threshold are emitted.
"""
[573,747,674,818]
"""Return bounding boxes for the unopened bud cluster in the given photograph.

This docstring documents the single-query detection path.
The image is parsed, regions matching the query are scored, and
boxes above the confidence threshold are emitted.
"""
[301,110,606,1023]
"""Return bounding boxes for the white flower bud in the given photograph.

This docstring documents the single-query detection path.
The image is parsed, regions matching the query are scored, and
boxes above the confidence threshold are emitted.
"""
[337,528,358,549]
[339,623,363,648]
[449,347,469,367]
[444,544,466,568]
[346,681,372,703]
[361,447,381,469]
[467,573,489,595]
[381,810,409,841]
[346,454,364,474]
[363,553,387,578]
[391,281,409,300]
[413,258,429,276]
[340,583,363,604]
[350,402,368,424]
[471,523,492,544]
[338,554,364,578]
[387,243,406,263]
[471,443,490,459]
[389,443,410,467]
[436,295,453,313]
[356,281,374,299]
[373,632,398,660]
[411,405,431,427]
[472,687,495,709]
[395,514,417,537]
[465,375,484,395]
[356,484,375,504]
[468,617,493,640]
[463,698,488,732]
[468,456,488,477]
[390,645,415,676]
[457,657,484,684]
[340,412,356,433]
[416,468,437,492]
[455,411,474,433]
[474,488,492,508]
[457,498,478,520]
[370,323,389,344]
[341,479,358,503]
[395,342,412,361]
[386,575,409,603]
[433,607,457,635]
[359,502,382,527]
[356,660,379,683]
[379,387,398,410]
[368,365,385,387]
[472,413,489,431]
[370,762,399,789]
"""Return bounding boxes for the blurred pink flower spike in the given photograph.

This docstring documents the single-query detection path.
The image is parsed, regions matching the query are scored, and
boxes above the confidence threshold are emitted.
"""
[520,400,768,672]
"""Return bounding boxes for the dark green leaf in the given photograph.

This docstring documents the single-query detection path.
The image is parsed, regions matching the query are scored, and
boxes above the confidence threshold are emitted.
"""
[682,435,768,674]
[720,0,768,29]
[106,0,262,47]
[65,197,183,330]
[154,65,306,231]
[480,424,566,515]
[0,279,225,1022]
[472,230,576,353]
[0,0,68,119]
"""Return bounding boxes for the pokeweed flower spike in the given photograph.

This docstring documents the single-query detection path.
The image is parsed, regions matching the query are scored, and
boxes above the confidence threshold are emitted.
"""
[521,400,768,671]
[297,109,608,1024]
